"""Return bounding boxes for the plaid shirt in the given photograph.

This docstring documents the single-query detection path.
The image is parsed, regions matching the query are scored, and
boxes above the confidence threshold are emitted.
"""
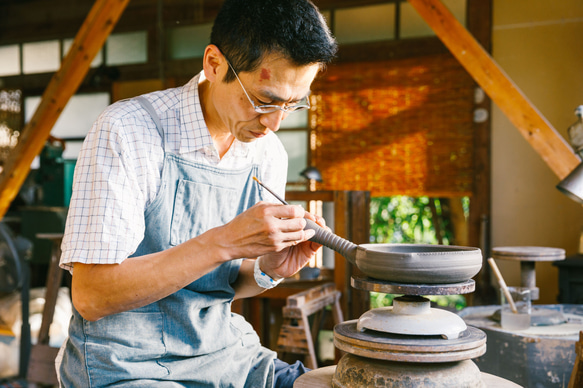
[60,72,288,271]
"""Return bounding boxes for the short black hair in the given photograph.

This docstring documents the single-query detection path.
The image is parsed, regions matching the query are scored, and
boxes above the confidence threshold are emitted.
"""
[210,0,337,83]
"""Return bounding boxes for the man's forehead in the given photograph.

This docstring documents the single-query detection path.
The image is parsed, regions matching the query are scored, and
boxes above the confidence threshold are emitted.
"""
[247,60,319,101]
[259,68,271,81]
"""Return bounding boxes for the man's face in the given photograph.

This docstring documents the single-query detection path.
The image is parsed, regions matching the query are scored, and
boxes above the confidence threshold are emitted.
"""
[214,53,320,143]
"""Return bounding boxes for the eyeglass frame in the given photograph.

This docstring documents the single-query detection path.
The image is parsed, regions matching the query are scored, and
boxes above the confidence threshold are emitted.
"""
[224,58,311,114]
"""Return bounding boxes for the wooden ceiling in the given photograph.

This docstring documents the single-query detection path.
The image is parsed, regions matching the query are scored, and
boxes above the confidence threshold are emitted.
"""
[0,0,406,45]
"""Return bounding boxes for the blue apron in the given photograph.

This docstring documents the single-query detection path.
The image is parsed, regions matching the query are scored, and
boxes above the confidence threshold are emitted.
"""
[59,96,277,387]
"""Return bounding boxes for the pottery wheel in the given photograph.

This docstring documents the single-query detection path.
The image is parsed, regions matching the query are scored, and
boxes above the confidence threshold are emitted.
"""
[357,295,468,339]
[334,320,487,363]
[492,246,565,301]
[492,246,565,261]
[293,366,523,388]
[352,275,475,295]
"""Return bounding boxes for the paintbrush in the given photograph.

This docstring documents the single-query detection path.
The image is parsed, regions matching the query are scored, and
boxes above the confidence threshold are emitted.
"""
[253,176,289,205]
[252,176,360,261]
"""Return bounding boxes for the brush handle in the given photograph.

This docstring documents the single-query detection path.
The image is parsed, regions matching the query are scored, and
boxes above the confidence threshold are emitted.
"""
[487,258,518,313]
[304,218,358,265]
[253,177,359,264]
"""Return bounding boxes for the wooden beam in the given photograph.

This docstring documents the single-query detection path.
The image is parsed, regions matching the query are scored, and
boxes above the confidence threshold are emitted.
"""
[0,0,131,218]
[408,0,580,180]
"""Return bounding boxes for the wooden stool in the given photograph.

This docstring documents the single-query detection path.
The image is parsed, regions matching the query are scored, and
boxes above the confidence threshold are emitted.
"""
[277,282,343,369]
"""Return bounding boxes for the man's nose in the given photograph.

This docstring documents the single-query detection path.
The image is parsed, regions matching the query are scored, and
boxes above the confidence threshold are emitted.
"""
[259,109,287,132]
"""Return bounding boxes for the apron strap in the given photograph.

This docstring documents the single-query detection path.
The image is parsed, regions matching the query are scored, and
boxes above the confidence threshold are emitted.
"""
[136,96,166,151]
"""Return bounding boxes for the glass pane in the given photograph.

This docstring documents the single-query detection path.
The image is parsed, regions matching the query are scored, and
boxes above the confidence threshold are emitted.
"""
[401,0,466,38]
[276,130,308,182]
[25,93,110,140]
[22,40,60,74]
[63,38,103,67]
[280,109,308,129]
[335,3,396,44]
[106,31,148,66]
[0,45,21,76]
[168,23,212,60]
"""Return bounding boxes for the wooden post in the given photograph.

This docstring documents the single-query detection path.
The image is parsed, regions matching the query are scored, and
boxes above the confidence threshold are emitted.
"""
[408,0,580,180]
[0,0,131,218]
[333,191,350,317]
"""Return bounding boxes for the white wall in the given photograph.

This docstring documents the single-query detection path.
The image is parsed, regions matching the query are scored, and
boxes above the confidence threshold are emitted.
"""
[491,0,583,304]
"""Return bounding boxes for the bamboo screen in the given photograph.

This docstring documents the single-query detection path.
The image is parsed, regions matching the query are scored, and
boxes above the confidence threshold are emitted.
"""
[309,53,476,197]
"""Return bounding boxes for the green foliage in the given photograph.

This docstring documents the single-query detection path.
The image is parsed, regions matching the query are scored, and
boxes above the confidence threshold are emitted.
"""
[426,294,467,311]
[370,292,467,311]
[368,196,466,310]
[369,196,451,245]
[370,292,396,309]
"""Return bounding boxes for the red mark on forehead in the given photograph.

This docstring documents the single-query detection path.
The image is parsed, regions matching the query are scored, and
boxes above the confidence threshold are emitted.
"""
[260,68,271,81]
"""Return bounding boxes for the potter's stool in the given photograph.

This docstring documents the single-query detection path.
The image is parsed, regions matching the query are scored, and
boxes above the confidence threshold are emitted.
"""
[492,246,565,301]
[277,283,343,369]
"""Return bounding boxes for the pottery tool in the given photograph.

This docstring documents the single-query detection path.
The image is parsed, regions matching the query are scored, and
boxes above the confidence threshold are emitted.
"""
[253,176,357,258]
[488,257,518,313]
[253,176,288,205]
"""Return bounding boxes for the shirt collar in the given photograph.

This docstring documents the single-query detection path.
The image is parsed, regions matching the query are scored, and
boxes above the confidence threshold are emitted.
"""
[178,71,253,158]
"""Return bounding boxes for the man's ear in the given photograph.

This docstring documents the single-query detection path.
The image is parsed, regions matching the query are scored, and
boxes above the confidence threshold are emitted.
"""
[203,44,224,83]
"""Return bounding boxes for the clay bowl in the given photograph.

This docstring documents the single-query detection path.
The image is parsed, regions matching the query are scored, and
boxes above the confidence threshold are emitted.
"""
[305,219,482,284]
[355,243,482,284]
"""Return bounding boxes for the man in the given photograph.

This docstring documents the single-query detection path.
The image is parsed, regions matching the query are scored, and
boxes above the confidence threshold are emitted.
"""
[57,0,337,387]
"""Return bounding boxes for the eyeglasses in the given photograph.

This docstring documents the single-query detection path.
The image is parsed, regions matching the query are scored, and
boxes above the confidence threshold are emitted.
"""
[225,59,310,114]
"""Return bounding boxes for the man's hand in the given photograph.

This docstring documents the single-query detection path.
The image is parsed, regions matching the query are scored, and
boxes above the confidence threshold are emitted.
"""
[254,211,326,280]
[216,201,318,263]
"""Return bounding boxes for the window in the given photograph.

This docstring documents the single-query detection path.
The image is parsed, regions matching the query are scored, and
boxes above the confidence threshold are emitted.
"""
[106,31,148,66]
[277,130,309,184]
[168,23,213,60]
[332,0,467,43]
[23,40,60,74]
[63,38,103,67]
[25,93,110,160]
[335,4,396,44]
[276,110,309,183]
[0,45,20,76]
[400,0,466,38]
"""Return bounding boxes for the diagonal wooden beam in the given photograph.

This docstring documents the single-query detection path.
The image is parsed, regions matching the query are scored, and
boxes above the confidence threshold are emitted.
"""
[408,0,580,180]
[0,0,131,218]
